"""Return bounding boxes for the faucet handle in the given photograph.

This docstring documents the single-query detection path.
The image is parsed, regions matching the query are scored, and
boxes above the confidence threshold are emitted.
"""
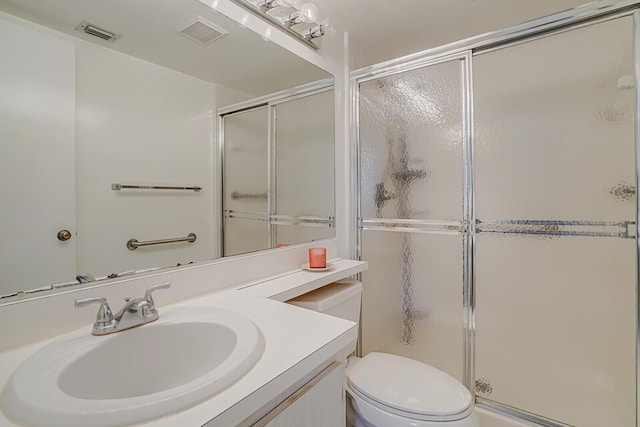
[144,282,171,309]
[74,296,115,328]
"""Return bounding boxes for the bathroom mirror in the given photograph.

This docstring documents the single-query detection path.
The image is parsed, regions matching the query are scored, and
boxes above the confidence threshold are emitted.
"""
[0,0,333,299]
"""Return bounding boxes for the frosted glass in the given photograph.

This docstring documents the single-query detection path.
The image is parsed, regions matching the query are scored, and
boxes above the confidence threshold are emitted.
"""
[475,233,636,427]
[360,230,464,382]
[223,218,268,257]
[473,17,637,425]
[357,17,637,427]
[474,17,635,222]
[274,225,334,247]
[359,60,463,221]
[223,108,268,213]
[275,90,334,218]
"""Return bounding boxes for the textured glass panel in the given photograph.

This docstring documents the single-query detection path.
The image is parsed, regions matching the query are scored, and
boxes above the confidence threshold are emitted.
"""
[475,233,636,427]
[359,60,463,221]
[223,218,268,257]
[274,225,334,247]
[275,90,334,218]
[223,108,268,213]
[360,230,464,382]
[474,17,635,221]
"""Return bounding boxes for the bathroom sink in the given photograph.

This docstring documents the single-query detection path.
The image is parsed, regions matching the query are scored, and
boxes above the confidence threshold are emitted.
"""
[1,306,264,427]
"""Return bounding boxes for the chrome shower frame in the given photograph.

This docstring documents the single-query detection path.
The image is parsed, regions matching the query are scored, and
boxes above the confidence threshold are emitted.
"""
[217,78,334,256]
[350,1,640,425]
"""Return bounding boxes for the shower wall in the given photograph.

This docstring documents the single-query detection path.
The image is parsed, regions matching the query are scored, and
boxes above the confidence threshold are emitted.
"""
[357,13,637,427]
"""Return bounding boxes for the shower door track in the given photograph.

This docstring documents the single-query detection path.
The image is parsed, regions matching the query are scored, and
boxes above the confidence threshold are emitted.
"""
[352,1,640,426]
[477,398,574,427]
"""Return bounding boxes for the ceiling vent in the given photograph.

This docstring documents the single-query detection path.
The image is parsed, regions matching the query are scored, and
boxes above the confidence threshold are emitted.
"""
[75,21,121,42]
[178,16,228,45]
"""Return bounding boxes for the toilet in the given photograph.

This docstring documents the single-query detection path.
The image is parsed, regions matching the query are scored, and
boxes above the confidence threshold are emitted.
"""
[287,280,479,427]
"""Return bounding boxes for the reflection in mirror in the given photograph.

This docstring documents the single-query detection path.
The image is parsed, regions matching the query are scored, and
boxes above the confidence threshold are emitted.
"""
[223,107,271,256]
[222,85,335,256]
[0,0,332,299]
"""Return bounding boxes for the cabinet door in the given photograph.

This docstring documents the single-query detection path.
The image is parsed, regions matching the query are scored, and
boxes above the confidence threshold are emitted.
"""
[255,362,345,427]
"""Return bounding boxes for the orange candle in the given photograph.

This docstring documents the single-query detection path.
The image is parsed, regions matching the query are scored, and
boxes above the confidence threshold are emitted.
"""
[308,247,327,268]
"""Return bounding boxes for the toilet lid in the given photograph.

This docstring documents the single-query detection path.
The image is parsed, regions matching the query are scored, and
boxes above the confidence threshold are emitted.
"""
[347,353,472,421]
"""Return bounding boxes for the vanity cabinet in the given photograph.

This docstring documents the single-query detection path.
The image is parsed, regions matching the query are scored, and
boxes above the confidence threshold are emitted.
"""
[252,362,345,427]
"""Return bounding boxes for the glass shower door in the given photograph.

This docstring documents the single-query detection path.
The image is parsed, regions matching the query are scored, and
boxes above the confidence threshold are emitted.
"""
[358,56,468,381]
[274,89,335,246]
[222,107,269,256]
[473,16,636,426]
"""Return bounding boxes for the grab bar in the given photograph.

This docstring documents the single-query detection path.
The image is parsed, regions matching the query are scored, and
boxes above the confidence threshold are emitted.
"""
[112,183,201,192]
[127,233,197,250]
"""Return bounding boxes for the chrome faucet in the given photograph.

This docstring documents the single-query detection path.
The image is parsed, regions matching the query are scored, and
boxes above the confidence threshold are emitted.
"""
[74,282,171,335]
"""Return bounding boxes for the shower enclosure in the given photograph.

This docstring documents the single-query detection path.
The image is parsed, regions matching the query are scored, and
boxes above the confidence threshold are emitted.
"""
[220,83,335,256]
[355,3,638,426]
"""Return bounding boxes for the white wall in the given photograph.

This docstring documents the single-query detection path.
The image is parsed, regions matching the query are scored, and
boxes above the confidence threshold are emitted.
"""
[347,35,375,72]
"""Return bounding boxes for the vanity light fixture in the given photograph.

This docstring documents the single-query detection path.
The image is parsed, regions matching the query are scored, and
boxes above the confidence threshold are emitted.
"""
[230,0,333,49]
[257,0,289,11]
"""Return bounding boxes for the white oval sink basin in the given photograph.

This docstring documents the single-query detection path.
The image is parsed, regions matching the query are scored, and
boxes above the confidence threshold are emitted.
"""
[1,306,264,427]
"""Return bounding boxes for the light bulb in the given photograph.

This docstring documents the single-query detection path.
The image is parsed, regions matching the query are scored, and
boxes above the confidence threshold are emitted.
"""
[300,3,319,22]
[290,0,304,8]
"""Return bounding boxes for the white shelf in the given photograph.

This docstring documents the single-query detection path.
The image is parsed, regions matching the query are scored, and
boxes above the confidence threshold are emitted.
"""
[234,258,368,301]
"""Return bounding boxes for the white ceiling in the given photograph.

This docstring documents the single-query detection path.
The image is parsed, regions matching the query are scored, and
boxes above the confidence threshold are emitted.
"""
[0,0,330,96]
[0,0,595,87]
[315,0,591,66]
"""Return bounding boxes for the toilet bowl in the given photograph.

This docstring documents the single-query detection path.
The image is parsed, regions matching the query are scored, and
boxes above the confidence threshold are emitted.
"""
[345,353,479,427]
[287,280,479,427]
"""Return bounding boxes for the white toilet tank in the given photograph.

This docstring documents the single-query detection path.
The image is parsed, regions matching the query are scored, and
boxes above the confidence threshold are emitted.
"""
[287,279,362,323]
[287,279,362,355]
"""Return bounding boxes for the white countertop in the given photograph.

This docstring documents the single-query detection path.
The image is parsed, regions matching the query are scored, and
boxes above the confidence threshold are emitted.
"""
[0,258,367,427]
